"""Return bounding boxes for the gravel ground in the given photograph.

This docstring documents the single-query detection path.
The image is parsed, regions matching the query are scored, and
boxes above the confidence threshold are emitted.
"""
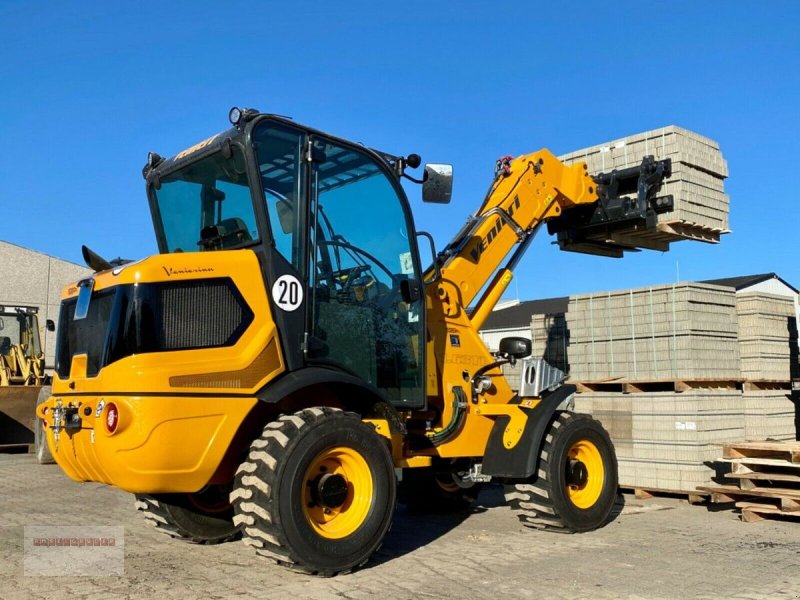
[1,454,799,600]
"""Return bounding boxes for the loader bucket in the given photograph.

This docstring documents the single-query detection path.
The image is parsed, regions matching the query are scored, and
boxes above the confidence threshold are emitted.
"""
[0,385,41,450]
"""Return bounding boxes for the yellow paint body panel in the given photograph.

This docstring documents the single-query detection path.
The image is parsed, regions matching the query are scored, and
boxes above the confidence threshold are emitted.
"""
[39,395,258,493]
[40,249,282,493]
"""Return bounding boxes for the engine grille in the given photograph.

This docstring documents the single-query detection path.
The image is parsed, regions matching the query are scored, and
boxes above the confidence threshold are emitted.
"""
[158,280,248,350]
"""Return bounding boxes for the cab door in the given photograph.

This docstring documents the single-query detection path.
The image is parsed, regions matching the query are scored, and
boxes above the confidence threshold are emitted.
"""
[305,138,425,409]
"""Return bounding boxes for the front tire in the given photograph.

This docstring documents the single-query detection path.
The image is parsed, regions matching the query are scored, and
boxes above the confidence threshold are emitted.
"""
[232,407,396,576]
[504,412,617,532]
[135,485,240,544]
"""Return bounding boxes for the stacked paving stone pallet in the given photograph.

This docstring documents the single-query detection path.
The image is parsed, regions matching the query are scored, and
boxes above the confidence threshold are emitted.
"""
[736,292,799,381]
[573,391,743,490]
[743,390,797,442]
[531,283,741,381]
[737,292,799,442]
[558,126,729,247]
[524,282,799,491]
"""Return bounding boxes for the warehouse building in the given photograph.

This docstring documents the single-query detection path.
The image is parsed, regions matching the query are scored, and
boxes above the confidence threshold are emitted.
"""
[0,241,90,371]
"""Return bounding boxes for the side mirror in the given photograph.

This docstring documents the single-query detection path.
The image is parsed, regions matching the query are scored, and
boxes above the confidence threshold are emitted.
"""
[46,319,55,332]
[422,164,453,204]
[498,336,532,360]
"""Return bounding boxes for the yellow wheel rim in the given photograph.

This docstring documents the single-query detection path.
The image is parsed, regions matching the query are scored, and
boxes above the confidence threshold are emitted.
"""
[435,476,461,494]
[566,439,605,509]
[301,446,373,540]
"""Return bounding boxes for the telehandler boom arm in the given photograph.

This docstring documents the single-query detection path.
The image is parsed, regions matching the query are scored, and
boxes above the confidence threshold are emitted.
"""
[431,150,670,329]
[433,151,597,329]
[420,148,671,459]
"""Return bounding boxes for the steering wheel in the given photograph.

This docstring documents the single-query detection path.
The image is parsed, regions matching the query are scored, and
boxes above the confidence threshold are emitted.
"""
[316,240,397,305]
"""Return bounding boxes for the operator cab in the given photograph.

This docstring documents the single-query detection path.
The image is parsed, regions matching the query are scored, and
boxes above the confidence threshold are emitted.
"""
[144,111,441,409]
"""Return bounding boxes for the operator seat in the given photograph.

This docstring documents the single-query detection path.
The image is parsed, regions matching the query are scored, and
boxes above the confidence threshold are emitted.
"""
[199,217,253,250]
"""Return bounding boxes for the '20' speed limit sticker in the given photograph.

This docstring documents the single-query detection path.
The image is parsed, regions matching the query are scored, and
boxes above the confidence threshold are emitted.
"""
[272,274,304,312]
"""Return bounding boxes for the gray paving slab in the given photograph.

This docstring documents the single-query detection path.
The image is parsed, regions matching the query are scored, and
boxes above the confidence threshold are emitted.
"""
[2,455,800,599]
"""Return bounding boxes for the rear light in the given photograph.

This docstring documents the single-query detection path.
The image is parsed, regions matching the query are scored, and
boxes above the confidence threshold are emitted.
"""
[105,403,119,433]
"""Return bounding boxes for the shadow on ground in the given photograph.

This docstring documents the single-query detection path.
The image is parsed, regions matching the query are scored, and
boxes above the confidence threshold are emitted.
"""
[372,485,504,565]
[372,485,626,567]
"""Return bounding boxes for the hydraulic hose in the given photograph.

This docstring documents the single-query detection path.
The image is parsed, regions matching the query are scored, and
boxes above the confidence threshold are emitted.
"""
[426,386,468,446]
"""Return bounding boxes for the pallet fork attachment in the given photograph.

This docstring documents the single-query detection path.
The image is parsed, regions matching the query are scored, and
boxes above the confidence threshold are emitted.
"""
[547,156,673,257]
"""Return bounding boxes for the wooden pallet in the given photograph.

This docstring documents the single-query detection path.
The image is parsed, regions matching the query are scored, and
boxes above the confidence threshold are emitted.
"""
[722,441,800,464]
[726,469,800,488]
[698,484,800,504]
[698,485,800,522]
[621,486,708,504]
[585,220,727,248]
[573,379,795,394]
[737,501,800,523]
[0,443,34,454]
[742,380,795,392]
[654,221,728,244]
[573,378,743,394]
[700,440,800,522]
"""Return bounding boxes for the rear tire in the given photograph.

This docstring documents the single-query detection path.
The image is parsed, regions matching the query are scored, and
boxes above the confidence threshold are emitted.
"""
[34,385,54,465]
[504,412,617,532]
[232,407,396,576]
[135,485,240,544]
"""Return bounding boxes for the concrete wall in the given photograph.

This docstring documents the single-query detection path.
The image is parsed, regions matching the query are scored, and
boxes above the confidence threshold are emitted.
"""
[0,241,90,370]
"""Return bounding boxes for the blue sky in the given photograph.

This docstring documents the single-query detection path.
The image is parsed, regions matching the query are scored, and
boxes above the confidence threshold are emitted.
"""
[2,1,798,300]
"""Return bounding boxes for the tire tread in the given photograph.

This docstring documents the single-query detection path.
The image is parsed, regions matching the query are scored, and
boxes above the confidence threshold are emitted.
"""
[134,494,240,544]
[232,407,364,576]
[504,412,616,533]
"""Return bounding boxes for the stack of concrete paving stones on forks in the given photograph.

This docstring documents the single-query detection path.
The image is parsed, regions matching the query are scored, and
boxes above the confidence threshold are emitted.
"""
[527,283,799,492]
[558,125,730,246]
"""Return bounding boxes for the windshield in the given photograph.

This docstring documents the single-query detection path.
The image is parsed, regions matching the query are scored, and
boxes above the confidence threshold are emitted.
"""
[151,146,259,253]
[0,312,40,357]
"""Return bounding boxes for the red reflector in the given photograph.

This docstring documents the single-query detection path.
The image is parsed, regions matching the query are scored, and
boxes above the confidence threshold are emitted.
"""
[105,403,119,433]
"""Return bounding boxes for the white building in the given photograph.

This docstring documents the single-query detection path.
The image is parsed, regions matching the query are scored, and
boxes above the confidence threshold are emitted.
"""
[0,241,90,370]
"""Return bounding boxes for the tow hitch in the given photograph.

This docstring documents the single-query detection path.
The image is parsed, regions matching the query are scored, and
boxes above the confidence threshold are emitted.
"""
[50,400,83,447]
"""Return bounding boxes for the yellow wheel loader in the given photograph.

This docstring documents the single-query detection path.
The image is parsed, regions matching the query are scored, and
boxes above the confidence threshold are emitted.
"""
[39,108,677,574]
[0,305,46,387]
[0,305,52,457]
